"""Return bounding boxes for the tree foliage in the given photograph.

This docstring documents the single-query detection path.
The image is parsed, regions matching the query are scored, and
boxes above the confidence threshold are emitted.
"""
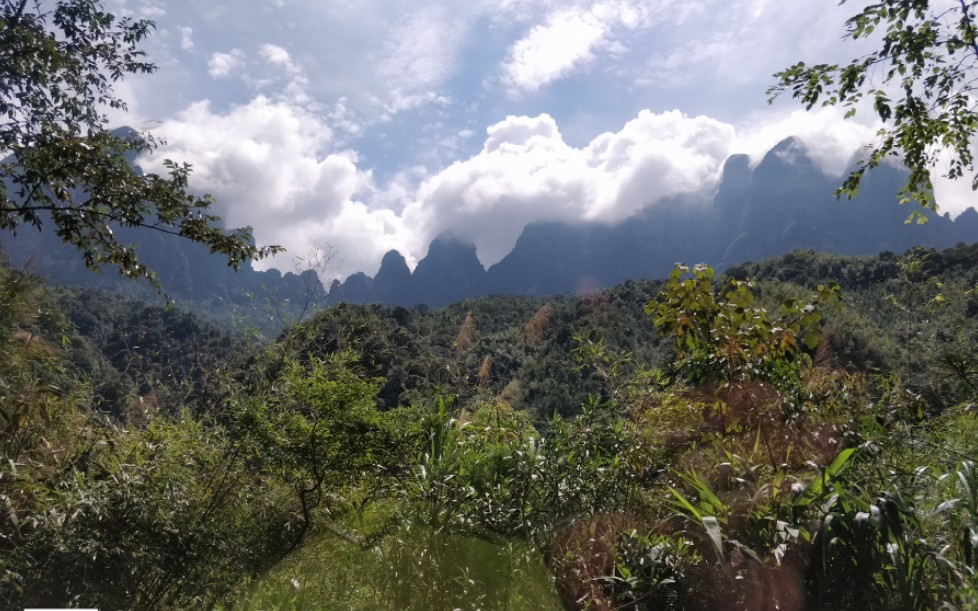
[0,0,281,284]
[646,263,839,386]
[769,0,978,219]
[6,244,978,607]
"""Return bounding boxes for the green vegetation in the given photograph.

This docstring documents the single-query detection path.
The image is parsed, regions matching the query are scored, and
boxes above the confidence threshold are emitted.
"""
[5,1,978,607]
[3,244,978,608]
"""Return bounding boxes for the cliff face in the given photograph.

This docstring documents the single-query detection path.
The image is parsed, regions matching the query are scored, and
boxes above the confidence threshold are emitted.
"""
[327,138,978,308]
[411,237,487,307]
[373,250,414,305]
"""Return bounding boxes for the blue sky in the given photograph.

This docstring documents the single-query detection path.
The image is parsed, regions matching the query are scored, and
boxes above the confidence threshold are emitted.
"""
[105,0,977,280]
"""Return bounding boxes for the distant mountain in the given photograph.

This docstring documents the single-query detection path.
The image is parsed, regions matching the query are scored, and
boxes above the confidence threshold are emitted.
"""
[328,137,978,307]
[413,237,487,305]
[0,217,325,313]
[327,238,489,307]
[373,250,414,305]
[0,126,326,320]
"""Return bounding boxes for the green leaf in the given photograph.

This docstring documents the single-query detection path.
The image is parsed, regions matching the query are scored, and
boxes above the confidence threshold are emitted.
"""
[803,330,821,350]
[702,516,726,564]
[826,447,857,479]
[668,487,702,521]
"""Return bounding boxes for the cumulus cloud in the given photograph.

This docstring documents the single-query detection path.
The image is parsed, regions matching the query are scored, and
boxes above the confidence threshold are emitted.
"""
[259,43,292,68]
[127,0,977,282]
[399,110,737,265]
[140,101,897,280]
[207,49,245,79]
[136,96,407,276]
[404,107,881,268]
[923,143,978,218]
[733,108,880,177]
[502,1,647,95]
[396,106,893,270]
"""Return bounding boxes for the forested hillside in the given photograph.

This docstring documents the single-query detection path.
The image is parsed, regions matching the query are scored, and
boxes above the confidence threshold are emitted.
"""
[4,243,978,609]
[7,0,978,608]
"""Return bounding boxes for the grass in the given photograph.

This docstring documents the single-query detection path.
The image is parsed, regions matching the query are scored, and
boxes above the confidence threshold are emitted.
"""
[231,502,563,611]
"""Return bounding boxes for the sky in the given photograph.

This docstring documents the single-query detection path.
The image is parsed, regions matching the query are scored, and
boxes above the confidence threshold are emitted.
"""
[105,0,977,280]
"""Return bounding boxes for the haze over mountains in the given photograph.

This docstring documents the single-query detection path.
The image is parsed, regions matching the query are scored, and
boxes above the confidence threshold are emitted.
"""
[327,137,978,307]
[3,136,977,310]
[0,127,326,315]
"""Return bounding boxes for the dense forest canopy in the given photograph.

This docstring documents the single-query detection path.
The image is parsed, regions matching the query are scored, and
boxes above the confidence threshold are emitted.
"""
[4,0,978,609]
[3,243,978,608]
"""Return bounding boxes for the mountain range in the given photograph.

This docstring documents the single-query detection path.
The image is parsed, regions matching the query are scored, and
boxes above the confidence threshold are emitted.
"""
[3,135,977,311]
[0,217,323,306]
[0,127,326,322]
[327,137,978,307]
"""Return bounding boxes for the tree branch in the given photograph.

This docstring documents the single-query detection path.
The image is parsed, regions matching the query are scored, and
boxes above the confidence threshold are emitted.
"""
[958,0,978,64]
[8,0,31,28]
[2,203,185,238]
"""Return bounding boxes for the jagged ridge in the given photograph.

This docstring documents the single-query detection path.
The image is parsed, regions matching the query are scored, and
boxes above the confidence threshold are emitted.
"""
[328,137,978,307]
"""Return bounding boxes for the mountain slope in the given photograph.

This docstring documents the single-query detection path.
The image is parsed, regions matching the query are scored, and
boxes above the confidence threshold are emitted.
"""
[329,137,977,307]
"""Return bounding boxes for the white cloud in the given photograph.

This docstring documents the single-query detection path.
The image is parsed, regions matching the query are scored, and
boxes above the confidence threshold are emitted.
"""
[502,1,646,95]
[733,108,880,177]
[207,49,245,79]
[383,91,451,117]
[640,38,734,86]
[395,106,890,271]
[401,110,737,265]
[924,145,978,218]
[349,7,465,122]
[124,0,978,282]
[503,8,606,93]
[179,26,194,51]
[379,9,461,91]
[140,102,897,280]
[260,43,292,67]
[325,98,363,139]
[137,95,414,277]
[138,2,165,18]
